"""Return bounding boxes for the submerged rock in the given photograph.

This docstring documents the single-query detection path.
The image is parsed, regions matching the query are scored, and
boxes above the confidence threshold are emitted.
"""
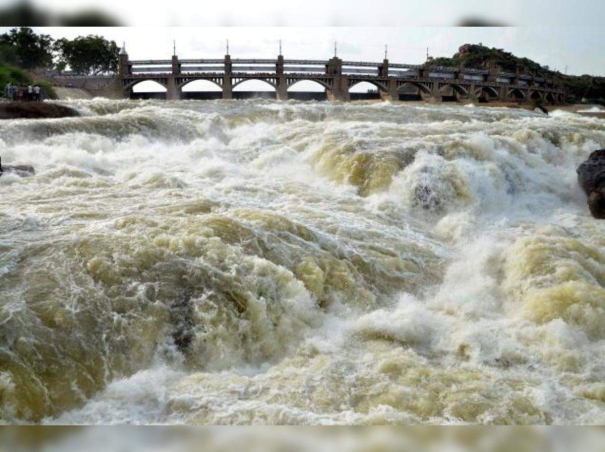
[414,183,441,211]
[0,101,79,119]
[0,157,35,176]
[577,149,605,219]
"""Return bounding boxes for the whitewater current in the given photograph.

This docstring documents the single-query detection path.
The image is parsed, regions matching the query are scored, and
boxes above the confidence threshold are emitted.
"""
[0,99,604,425]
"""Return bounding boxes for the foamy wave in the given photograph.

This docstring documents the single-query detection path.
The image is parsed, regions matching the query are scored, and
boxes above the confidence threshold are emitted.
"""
[2,100,605,424]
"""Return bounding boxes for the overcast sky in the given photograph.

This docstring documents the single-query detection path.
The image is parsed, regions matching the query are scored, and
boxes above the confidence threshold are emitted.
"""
[18,0,605,28]
[23,26,605,77]
[2,1,604,92]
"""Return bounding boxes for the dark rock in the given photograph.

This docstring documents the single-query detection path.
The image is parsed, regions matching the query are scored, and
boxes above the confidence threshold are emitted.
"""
[0,102,79,120]
[170,287,195,355]
[577,149,605,219]
[0,157,35,177]
[414,183,441,211]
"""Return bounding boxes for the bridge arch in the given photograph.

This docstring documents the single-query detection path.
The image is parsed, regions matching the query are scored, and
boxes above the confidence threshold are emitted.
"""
[125,79,167,92]
[287,78,332,92]
[508,88,526,100]
[545,92,555,104]
[286,80,328,100]
[397,81,432,95]
[438,83,469,96]
[232,78,277,90]
[529,90,544,101]
[287,80,325,92]
[348,80,388,93]
[179,79,222,91]
[482,86,499,98]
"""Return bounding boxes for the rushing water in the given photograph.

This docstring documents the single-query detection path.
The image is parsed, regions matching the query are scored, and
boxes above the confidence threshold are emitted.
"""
[1,99,604,425]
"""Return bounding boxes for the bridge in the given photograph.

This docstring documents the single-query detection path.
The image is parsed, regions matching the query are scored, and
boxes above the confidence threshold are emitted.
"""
[53,46,567,104]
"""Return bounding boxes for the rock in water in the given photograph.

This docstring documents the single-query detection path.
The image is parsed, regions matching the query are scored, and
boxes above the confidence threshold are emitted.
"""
[577,149,605,219]
[0,102,79,119]
[0,157,35,176]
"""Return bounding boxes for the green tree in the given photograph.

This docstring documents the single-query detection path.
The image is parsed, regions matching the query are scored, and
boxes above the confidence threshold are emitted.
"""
[0,42,20,66]
[53,35,119,75]
[0,27,54,69]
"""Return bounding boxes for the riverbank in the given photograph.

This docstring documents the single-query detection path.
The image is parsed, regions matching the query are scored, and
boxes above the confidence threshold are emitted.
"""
[0,101,80,119]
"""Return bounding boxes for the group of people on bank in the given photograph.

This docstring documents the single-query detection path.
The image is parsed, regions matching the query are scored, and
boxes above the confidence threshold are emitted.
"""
[3,83,43,102]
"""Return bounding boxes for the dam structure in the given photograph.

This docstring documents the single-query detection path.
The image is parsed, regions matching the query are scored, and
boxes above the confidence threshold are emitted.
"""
[52,46,567,104]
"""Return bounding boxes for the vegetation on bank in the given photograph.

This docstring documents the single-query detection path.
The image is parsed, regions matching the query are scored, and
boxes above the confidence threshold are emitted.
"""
[1,27,119,76]
[54,35,119,75]
[0,61,57,100]
[0,27,118,100]
[429,43,605,105]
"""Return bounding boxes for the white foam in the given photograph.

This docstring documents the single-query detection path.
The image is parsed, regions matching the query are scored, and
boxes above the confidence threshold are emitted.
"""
[2,100,605,425]
[577,106,604,113]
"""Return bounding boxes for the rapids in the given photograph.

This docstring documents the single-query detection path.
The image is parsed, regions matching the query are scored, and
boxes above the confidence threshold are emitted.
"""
[0,99,604,424]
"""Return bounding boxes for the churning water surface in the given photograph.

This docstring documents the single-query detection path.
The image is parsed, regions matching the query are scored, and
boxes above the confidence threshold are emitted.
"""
[1,99,604,424]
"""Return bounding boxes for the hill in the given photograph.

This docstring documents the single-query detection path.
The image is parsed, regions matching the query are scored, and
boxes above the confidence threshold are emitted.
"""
[429,44,605,104]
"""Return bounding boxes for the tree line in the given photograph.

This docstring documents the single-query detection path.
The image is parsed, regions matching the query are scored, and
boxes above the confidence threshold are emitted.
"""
[0,27,119,75]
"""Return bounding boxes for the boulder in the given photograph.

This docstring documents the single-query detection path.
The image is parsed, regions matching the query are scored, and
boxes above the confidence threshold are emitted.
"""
[577,149,605,219]
[0,157,35,177]
[0,102,79,119]
[414,183,441,211]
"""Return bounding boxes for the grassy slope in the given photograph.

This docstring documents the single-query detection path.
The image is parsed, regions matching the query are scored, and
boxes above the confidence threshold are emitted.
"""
[0,61,57,100]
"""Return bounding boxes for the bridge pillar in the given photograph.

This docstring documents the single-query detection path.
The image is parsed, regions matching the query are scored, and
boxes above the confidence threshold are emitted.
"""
[378,59,394,101]
[276,55,288,101]
[119,46,130,77]
[223,77,233,99]
[381,79,398,102]
[487,69,498,84]
[276,54,284,75]
[468,83,479,103]
[325,57,343,77]
[166,75,181,100]
[378,59,389,77]
[223,55,233,99]
[429,82,442,103]
[327,75,350,102]
[277,78,288,101]
[499,86,509,102]
[172,55,181,75]
[325,58,349,101]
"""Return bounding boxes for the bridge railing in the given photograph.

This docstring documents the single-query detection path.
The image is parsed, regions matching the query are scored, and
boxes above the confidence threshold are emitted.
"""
[128,59,485,74]
[129,60,173,65]
[51,73,115,78]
